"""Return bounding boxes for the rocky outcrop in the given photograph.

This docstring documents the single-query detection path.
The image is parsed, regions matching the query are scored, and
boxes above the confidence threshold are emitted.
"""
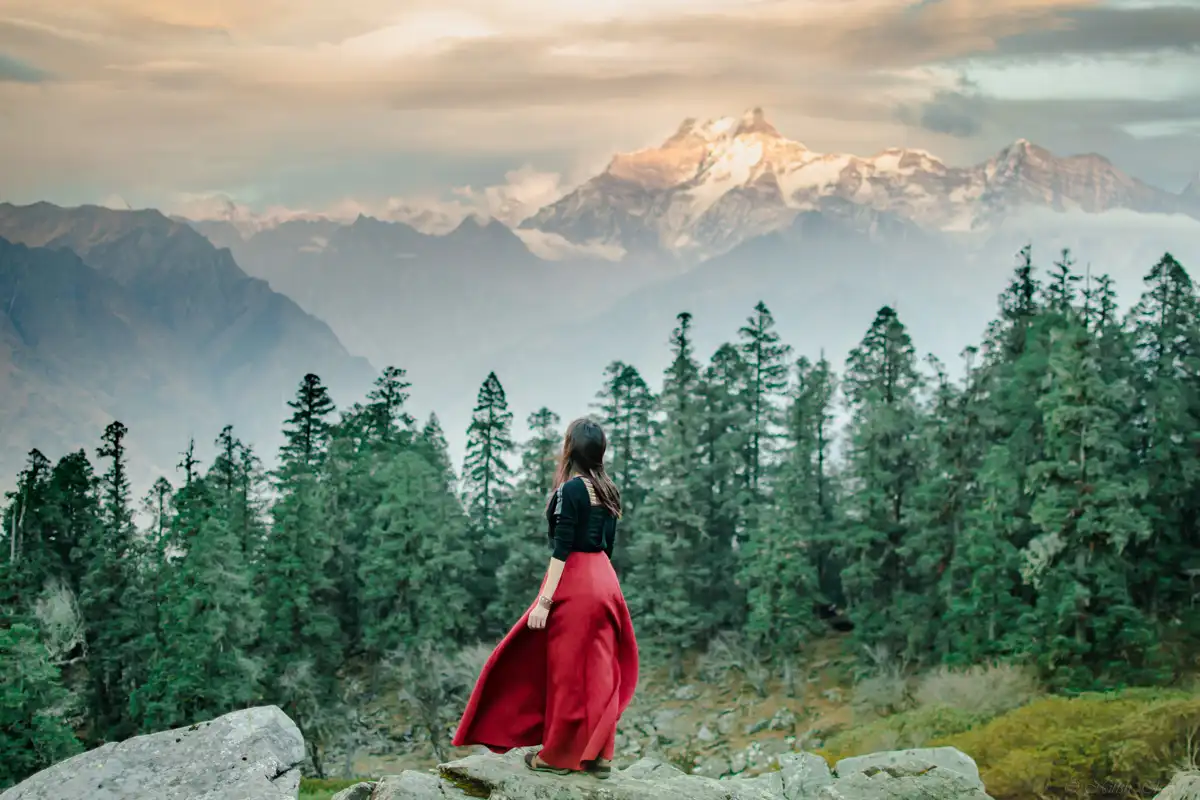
[333,746,994,800]
[0,706,305,800]
[1155,771,1200,800]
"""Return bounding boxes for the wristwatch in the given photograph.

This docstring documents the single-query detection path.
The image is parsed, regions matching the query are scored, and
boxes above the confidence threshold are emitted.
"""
[538,595,554,610]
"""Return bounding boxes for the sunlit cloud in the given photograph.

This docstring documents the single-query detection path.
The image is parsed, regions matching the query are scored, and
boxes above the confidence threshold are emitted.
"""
[0,0,1197,209]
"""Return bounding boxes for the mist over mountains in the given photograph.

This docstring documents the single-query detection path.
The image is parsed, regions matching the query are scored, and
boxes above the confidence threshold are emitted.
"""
[4,110,1200,489]
[0,202,373,488]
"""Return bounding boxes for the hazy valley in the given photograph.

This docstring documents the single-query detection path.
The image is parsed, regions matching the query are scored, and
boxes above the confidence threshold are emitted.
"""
[6,112,1200,487]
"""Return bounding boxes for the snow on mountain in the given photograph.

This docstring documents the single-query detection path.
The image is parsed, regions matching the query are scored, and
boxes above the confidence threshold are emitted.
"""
[523,108,1192,260]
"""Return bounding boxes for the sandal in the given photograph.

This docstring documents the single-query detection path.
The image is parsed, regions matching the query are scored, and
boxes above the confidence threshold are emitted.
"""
[524,751,571,775]
[584,759,612,780]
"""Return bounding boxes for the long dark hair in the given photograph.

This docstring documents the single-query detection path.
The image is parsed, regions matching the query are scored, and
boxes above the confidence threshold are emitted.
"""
[549,418,622,519]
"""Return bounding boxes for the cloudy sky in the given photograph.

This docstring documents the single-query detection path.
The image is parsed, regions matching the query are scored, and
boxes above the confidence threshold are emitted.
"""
[1,0,1199,221]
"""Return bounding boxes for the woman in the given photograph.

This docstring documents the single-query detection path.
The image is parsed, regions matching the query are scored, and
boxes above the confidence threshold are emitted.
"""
[451,417,639,779]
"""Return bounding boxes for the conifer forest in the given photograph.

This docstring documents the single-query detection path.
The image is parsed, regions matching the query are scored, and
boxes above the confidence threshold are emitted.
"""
[4,247,1200,789]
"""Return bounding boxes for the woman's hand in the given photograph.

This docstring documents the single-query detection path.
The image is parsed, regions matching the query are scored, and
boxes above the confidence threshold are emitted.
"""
[527,605,550,630]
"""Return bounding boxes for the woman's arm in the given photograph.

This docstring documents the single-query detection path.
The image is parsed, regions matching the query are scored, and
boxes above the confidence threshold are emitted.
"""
[541,478,584,603]
[539,556,567,604]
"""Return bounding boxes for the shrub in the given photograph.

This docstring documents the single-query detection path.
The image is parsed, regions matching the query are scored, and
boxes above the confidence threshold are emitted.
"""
[849,668,912,721]
[913,661,1041,718]
[696,631,771,698]
[818,704,988,762]
[931,688,1200,800]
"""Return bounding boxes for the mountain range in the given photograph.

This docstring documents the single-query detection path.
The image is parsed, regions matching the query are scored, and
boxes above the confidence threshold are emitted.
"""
[0,202,373,488]
[522,108,1199,261]
[5,109,1200,487]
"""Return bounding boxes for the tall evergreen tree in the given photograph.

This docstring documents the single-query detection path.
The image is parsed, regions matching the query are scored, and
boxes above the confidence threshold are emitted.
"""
[1126,253,1200,621]
[592,362,655,574]
[415,413,456,489]
[492,409,562,630]
[78,421,144,741]
[362,366,416,447]
[0,623,82,789]
[260,375,343,772]
[698,343,750,633]
[280,373,337,474]
[358,451,473,661]
[907,353,986,662]
[1025,308,1158,688]
[132,460,263,730]
[627,313,709,675]
[838,307,926,659]
[737,301,792,494]
[462,372,516,635]
[739,355,834,677]
[463,372,516,535]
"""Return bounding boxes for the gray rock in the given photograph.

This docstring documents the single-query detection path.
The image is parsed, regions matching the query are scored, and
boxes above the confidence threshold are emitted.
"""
[696,723,716,743]
[435,749,781,800]
[739,752,833,799]
[817,762,992,800]
[650,708,689,742]
[334,747,992,800]
[672,685,701,701]
[331,784,376,800]
[1155,771,1200,800]
[716,711,737,735]
[0,706,305,800]
[770,708,798,732]
[834,747,983,790]
[343,770,472,799]
[745,718,771,735]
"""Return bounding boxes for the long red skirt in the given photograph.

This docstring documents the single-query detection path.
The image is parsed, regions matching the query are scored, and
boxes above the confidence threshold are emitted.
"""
[451,551,639,770]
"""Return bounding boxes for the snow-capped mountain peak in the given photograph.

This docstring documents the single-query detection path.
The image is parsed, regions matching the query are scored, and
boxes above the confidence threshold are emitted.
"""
[523,108,1191,259]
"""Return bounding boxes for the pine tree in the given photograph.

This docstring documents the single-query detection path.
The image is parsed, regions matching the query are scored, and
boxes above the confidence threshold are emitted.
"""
[1025,309,1157,688]
[463,372,516,535]
[1126,253,1200,622]
[739,356,833,680]
[592,362,655,574]
[78,421,144,741]
[462,372,517,636]
[2,451,53,602]
[325,368,417,658]
[492,409,561,630]
[415,413,456,489]
[280,373,337,474]
[0,623,82,789]
[357,451,473,661]
[698,343,750,633]
[737,301,792,494]
[907,353,986,662]
[131,464,263,730]
[209,426,266,560]
[839,307,926,659]
[260,375,343,771]
[948,249,1056,661]
[626,313,709,675]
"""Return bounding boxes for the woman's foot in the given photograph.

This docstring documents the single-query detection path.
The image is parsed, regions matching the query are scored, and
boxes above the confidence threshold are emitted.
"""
[524,750,571,775]
[584,758,612,779]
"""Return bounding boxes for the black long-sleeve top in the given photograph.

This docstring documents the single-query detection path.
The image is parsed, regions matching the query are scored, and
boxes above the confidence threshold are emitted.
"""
[546,476,617,562]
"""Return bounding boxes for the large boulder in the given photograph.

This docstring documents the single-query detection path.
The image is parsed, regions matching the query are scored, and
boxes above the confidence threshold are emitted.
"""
[834,747,984,790]
[335,746,994,800]
[0,706,305,800]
